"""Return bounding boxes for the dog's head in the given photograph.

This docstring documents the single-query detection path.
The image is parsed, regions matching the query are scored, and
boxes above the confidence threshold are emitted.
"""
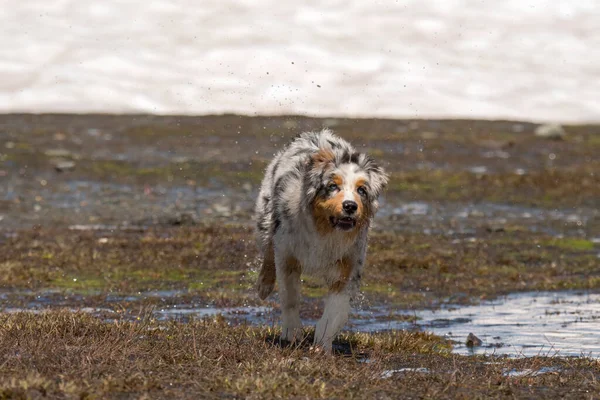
[306,145,388,234]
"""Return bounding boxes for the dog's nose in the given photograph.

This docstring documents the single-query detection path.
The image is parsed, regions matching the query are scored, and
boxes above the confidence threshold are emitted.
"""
[342,200,358,214]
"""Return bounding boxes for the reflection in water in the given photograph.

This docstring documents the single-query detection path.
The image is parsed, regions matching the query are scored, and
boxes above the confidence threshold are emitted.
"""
[128,290,600,357]
[3,290,600,357]
[416,291,600,357]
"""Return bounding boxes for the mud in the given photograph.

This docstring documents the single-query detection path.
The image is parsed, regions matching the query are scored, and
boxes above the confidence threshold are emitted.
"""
[1,113,599,361]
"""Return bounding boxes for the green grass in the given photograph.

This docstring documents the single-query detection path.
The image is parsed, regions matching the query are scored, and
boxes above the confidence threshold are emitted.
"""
[544,238,595,251]
[1,226,598,309]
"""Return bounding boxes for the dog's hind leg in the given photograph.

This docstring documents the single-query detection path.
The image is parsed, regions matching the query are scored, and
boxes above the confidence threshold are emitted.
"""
[277,255,303,343]
[257,239,276,300]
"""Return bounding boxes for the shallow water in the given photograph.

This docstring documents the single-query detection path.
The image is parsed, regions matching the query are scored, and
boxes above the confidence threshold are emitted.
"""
[416,291,600,357]
[3,289,600,357]
[3,176,598,240]
[122,290,600,357]
[152,291,600,357]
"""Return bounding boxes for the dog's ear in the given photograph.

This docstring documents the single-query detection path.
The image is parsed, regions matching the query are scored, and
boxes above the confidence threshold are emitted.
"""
[306,148,335,186]
[310,148,335,170]
[360,154,389,199]
[303,149,335,206]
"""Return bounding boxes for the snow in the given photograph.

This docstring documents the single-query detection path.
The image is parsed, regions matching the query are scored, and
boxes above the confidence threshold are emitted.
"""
[1,0,598,122]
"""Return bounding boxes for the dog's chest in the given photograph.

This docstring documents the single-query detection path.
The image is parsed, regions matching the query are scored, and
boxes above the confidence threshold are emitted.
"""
[290,230,355,275]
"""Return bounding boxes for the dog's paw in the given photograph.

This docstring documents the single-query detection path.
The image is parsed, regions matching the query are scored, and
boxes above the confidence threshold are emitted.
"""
[257,279,274,300]
[309,344,333,356]
[280,325,304,343]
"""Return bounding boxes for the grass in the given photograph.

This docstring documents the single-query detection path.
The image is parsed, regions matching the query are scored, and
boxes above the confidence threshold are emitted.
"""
[0,225,598,309]
[544,238,595,251]
[1,114,600,398]
[365,230,599,306]
[0,311,445,399]
[2,114,600,209]
[0,311,598,399]
[386,168,600,207]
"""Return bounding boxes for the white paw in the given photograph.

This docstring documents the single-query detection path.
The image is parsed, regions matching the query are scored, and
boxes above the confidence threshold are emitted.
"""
[313,327,333,352]
[280,324,303,343]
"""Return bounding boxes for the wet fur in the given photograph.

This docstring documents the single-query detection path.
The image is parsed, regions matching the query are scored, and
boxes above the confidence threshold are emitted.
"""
[254,129,388,350]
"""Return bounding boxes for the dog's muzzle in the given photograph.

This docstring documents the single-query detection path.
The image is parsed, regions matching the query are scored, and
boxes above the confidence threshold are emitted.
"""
[330,216,356,231]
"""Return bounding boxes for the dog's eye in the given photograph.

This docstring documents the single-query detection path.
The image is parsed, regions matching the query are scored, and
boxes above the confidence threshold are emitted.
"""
[357,186,367,196]
[327,183,338,191]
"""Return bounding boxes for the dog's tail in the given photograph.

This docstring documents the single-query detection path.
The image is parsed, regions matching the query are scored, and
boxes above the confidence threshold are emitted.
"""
[257,239,276,300]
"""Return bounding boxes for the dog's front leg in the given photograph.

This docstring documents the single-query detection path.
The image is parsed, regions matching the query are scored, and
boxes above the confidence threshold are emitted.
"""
[314,256,360,351]
[257,239,276,300]
[276,253,303,343]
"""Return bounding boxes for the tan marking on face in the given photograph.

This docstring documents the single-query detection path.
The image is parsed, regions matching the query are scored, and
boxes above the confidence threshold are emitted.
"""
[355,178,367,189]
[354,194,367,226]
[329,257,352,293]
[312,190,345,235]
[332,174,343,187]
[351,178,369,226]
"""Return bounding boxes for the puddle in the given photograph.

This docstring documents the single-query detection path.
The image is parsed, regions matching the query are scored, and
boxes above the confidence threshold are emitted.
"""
[503,367,559,377]
[416,291,600,357]
[3,289,600,357]
[147,291,600,358]
[155,305,271,323]
[381,368,430,379]
[2,173,598,239]
[377,200,599,238]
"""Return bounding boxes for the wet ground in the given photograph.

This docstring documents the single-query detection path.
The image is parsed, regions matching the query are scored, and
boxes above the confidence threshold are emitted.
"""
[1,114,599,360]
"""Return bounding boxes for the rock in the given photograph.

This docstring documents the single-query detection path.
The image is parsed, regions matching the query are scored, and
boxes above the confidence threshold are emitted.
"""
[172,156,190,163]
[469,210,485,218]
[323,118,340,128]
[534,124,566,140]
[44,149,73,158]
[52,159,76,172]
[87,128,102,137]
[164,213,198,226]
[212,203,231,217]
[133,212,198,227]
[514,168,527,176]
[485,218,507,233]
[482,150,510,159]
[512,124,525,133]
[282,120,298,130]
[469,166,488,175]
[466,332,483,347]
[421,131,439,140]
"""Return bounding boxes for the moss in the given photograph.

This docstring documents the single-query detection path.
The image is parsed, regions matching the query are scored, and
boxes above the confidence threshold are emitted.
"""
[362,282,398,295]
[1,224,599,308]
[544,238,595,251]
[51,275,106,291]
[585,133,600,146]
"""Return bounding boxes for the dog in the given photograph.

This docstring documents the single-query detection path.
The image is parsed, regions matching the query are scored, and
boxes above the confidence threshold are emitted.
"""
[254,129,388,351]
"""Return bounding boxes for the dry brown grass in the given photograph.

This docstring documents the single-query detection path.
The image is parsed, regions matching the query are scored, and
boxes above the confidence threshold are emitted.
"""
[0,311,438,399]
[0,311,598,399]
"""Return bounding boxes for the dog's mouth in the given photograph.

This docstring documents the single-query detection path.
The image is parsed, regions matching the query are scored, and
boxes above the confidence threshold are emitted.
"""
[330,216,356,231]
